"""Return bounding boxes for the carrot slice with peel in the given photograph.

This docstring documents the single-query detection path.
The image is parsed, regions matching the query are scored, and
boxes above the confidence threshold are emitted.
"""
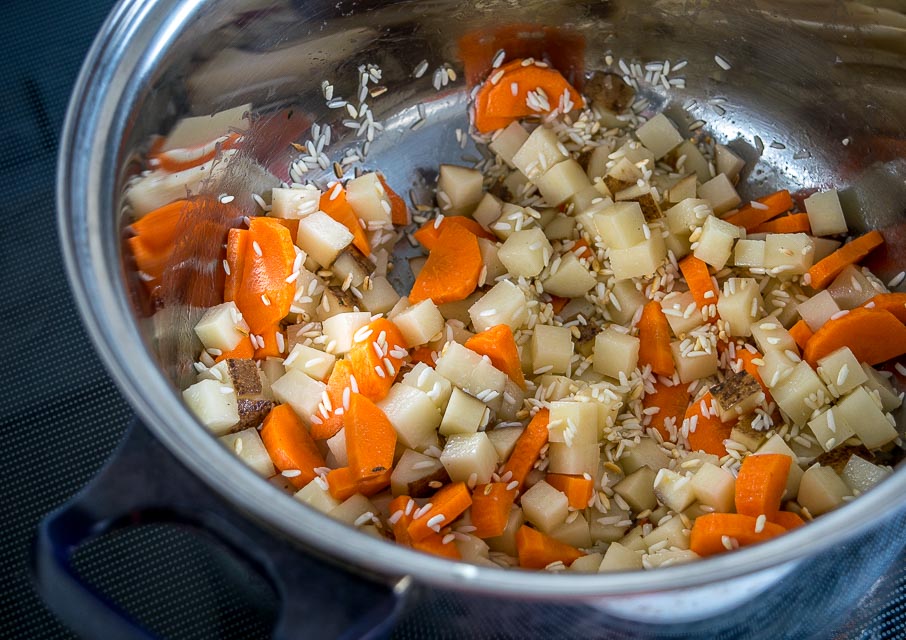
[413,216,495,251]
[260,404,327,490]
[771,511,806,530]
[407,482,472,542]
[690,513,785,557]
[722,190,793,231]
[233,218,296,333]
[499,409,550,489]
[638,301,676,377]
[735,453,792,520]
[345,394,397,482]
[643,380,691,441]
[752,212,811,234]
[685,392,732,457]
[515,525,584,569]
[865,292,906,324]
[409,223,483,305]
[310,359,353,440]
[789,320,814,351]
[464,324,526,389]
[470,483,518,538]
[545,474,594,510]
[347,318,407,402]
[807,230,884,289]
[803,307,906,367]
[679,255,719,311]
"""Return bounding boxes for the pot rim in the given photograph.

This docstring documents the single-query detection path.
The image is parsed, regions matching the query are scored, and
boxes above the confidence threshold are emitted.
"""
[58,0,906,598]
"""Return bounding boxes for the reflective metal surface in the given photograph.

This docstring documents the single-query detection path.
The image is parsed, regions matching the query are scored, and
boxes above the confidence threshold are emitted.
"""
[59,0,906,599]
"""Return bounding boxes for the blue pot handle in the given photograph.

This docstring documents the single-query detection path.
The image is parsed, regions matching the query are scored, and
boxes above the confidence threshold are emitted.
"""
[33,421,409,640]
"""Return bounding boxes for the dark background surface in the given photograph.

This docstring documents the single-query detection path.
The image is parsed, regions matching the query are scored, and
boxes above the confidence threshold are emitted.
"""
[1,1,905,639]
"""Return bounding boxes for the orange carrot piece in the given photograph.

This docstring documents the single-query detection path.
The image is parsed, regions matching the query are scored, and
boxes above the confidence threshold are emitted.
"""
[224,227,248,302]
[643,380,691,441]
[407,482,473,542]
[319,187,371,257]
[569,238,593,260]
[378,175,410,227]
[679,255,719,311]
[412,533,462,560]
[310,359,354,440]
[789,320,814,351]
[215,335,255,363]
[803,307,906,367]
[549,296,569,315]
[347,318,407,402]
[685,392,732,457]
[515,525,584,569]
[865,292,906,324]
[345,394,397,482]
[412,216,495,251]
[464,324,526,389]
[409,346,439,367]
[735,453,792,520]
[233,218,296,333]
[500,409,550,489]
[722,190,793,232]
[545,474,594,510]
[260,404,327,490]
[771,511,806,530]
[752,213,811,234]
[470,483,518,538]
[388,495,415,546]
[128,236,168,283]
[409,223,483,305]
[326,466,391,502]
[253,324,284,360]
[270,217,300,241]
[129,200,191,252]
[690,513,786,557]
[638,301,676,377]
[807,230,885,290]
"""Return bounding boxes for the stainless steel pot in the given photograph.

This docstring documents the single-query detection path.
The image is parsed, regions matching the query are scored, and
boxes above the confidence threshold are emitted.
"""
[51,0,906,636]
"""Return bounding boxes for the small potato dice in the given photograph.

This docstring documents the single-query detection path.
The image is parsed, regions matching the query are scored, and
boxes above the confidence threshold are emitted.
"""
[698,173,741,214]
[668,175,697,204]
[326,428,347,466]
[359,276,400,314]
[468,280,528,333]
[652,469,696,512]
[541,252,597,298]
[593,328,640,380]
[321,311,371,355]
[284,343,336,380]
[675,141,711,182]
[816,346,867,398]
[377,383,442,451]
[710,371,764,422]
[402,362,454,410]
[486,426,524,462]
[439,387,489,436]
[715,144,745,180]
[183,379,239,435]
[270,185,320,219]
[536,159,591,206]
[551,513,593,549]
[694,215,742,270]
[547,401,598,446]
[434,342,507,410]
[842,455,891,494]
[543,213,577,241]
[489,121,529,168]
[271,369,326,425]
[827,265,878,309]
[836,386,898,450]
[690,462,736,512]
[219,428,275,477]
[751,317,798,356]
[512,126,568,180]
[763,233,815,276]
[798,464,850,516]
[331,247,375,289]
[346,172,392,225]
[440,432,499,485]
[734,239,766,268]
[391,449,450,498]
[194,302,249,352]
[861,364,903,412]
[613,466,658,513]
[599,542,644,571]
[530,324,574,376]
[621,438,670,475]
[717,277,763,337]
[498,228,552,278]
[547,442,600,476]
[521,480,569,534]
[477,238,507,282]
[659,291,701,337]
[294,480,341,513]
[641,515,691,551]
[296,211,354,267]
[770,361,830,426]
[472,192,504,230]
[666,198,712,236]
[635,113,684,159]
[670,341,719,383]
[329,493,378,526]
[437,164,483,215]
[608,280,647,326]
[608,235,667,281]
[804,189,847,236]
[393,299,444,347]
[593,201,647,249]
[796,290,841,332]
[807,406,855,452]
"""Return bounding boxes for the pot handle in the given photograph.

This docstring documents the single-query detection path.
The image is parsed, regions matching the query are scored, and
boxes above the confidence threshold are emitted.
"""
[33,421,408,640]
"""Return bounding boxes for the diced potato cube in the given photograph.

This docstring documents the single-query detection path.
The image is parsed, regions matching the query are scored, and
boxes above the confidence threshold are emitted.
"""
[675,140,711,182]
[620,438,670,474]
[270,185,321,219]
[599,542,644,571]
[326,428,347,467]
[816,346,868,397]
[390,449,448,498]
[660,291,701,337]
[551,513,593,549]
[455,533,492,564]
[614,467,658,512]
[694,215,742,269]
[440,432,499,485]
[543,213,577,241]
[635,113,684,159]
[670,341,719,383]
[798,464,850,516]
[606,157,643,184]
[642,515,691,551]
[593,201,647,249]
[536,159,591,206]
[474,242,504,286]
[548,401,598,446]
[751,317,798,356]
[521,480,569,533]
[836,386,898,449]
[498,228,552,278]
[763,233,815,276]
[296,211,354,267]
[437,164,483,216]
[710,371,765,421]
[512,126,567,180]
[614,140,656,167]
[588,507,631,543]
[271,369,326,425]
[331,248,374,289]
[439,387,489,436]
[359,276,400,314]
[593,328,640,380]
[807,406,855,452]
[842,455,891,494]
[668,175,697,204]
[698,173,741,214]
[690,462,736,512]
[434,342,507,410]
[294,480,341,513]
[569,552,604,573]
[730,416,767,452]
[755,436,804,498]
[489,121,529,168]
[644,549,700,568]
[619,526,648,552]
[606,280,645,326]
[715,144,745,180]
[861,364,902,412]
[219,427,275,476]
[184,379,239,435]
[796,291,840,333]
[734,239,766,268]
[717,277,763,337]
[345,172,392,225]
[757,350,796,389]
[329,493,378,526]
[321,311,371,355]
[665,229,692,260]
[402,362,453,410]
[284,343,336,380]
[469,280,528,332]
[666,198,712,236]
[472,192,504,230]
[377,383,442,451]
[804,189,847,236]
[487,426,524,462]
[530,325,574,376]
[393,299,444,347]
[653,469,696,512]
[812,237,842,261]
[260,357,286,388]
[586,145,613,181]
[609,234,667,281]
[194,302,249,352]
[770,361,830,425]
[547,442,600,476]
[541,252,597,298]
[827,265,878,309]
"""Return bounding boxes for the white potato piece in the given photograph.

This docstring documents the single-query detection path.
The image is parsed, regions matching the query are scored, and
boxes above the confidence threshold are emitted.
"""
[359,276,400,314]
[593,201,647,249]
[295,480,341,513]
[512,126,568,180]
[329,493,378,526]
[542,252,597,298]
[127,150,236,216]
[607,280,646,326]
[606,157,643,184]
[326,428,348,467]
[402,362,453,410]
[530,325,574,376]
[763,233,815,276]
[816,346,867,397]
[472,192,504,230]
[271,369,326,425]
[593,328,640,380]
[804,189,847,236]
[675,140,711,182]
[694,215,742,269]
[377,383,442,451]
[536,159,591,206]
[498,228,552,278]
[437,164,483,216]
[755,436,804,499]
[569,552,604,573]
[219,428,274,477]
[757,350,796,390]
[586,145,615,181]
[346,172,392,225]
[609,234,667,281]
[715,144,745,180]
[487,426,524,462]
[698,173,741,214]
[734,239,766,268]
[798,464,850,516]
[796,291,840,332]
[653,469,696,512]
[439,388,489,436]
[521,480,569,534]
[543,214,577,241]
[614,467,658,512]
[270,185,321,219]
[476,239,507,283]
[670,341,719,383]
[842,456,892,494]
[183,379,239,435]
[770,361,829,425]
[827,264,878,309]
[599,542,644,571]
[666,198,712,236]
[548,401,598,446]
[551,513,593,549]
[717,277,763,337]
[807,406,855,452]
[635,113,684,159]
[751,317,798,356]
[489,121,530,168]
[836,386,898,449]
[644,549,700,568]
[296,211,354,267]
[691,462,736,512]
[641,515,691,551]
[283,343,336,380]
[668,174,698,204]
[547,442,600,476]
[621,438,670,475]
[861,364,902,412]
[613,140,656,167]
[321,311,371,355]
[390,449,447,497]
[194,302,249,352]
[812,237,842,261]
[440,432,499,485]
[660,291,701,337]
[393,299,444,347]
[434,342,507,410]
[468,280,528,332]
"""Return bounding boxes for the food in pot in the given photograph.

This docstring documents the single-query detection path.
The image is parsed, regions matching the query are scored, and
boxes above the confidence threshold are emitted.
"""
[127,50,904,572]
